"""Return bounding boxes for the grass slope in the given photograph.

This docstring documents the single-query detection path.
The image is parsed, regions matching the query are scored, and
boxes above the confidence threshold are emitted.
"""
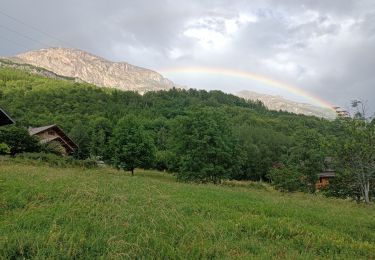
[1,162,374,259]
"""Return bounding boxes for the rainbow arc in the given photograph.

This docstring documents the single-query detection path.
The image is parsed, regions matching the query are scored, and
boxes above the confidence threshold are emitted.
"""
[159,67,335,111]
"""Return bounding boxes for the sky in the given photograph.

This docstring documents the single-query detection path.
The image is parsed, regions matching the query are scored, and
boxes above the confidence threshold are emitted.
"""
[1,0,375,113]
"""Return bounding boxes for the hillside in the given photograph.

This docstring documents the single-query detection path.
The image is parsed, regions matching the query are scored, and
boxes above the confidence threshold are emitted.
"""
[237,90,336,119]
[0,67,339,181]
[3,47,336,118]
[0,161,374,258]
[4,47,176,93]
[0,58,77,82]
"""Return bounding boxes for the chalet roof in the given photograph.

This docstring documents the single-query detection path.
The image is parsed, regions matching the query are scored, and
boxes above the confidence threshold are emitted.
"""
[0,108,15,126]
[40,136,76,154]
[28,124,57,135]
[28,124,78,151]
[318,171,336,178]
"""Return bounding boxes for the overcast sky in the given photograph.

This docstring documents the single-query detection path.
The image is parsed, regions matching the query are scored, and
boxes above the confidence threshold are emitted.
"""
[1,0,375,112]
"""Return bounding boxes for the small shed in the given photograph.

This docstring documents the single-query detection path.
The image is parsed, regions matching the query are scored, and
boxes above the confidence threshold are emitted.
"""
[316,170,335,189]
[0,108,15,126]
[29,124,78,155]
[316,157,336,189]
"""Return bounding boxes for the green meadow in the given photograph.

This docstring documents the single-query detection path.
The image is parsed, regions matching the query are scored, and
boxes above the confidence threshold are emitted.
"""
[1,161,374,259]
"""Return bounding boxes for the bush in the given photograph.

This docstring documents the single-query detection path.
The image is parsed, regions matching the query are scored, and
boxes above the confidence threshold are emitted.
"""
[221,179,268,190]
[153,150,174,171]
[80,158,99,169]
[15,153,98,169]
[40,141,66,155]
[267,166,304,192]
[0,143,10,155]
[0,126,40,155]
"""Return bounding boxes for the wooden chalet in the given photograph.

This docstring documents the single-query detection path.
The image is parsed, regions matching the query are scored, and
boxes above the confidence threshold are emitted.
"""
[0,108,15,126]
[316,170,335,189]
[316,157,335,189]
[28,124,78,155]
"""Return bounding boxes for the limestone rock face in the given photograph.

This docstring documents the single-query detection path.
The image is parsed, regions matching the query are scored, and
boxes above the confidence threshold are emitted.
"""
[236,90,336,119]
[11,47,175,93]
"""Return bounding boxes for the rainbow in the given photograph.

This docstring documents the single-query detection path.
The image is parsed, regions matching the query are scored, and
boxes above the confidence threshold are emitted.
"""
[159,67,335,111]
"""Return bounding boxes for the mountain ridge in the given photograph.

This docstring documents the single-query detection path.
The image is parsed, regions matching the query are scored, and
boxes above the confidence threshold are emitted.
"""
[4,47,176,94]
[3,47,335,118]
[236,90,336,119]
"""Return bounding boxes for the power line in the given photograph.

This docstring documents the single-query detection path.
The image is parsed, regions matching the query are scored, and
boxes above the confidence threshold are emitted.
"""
[0,34,31,49]
[0,24,50,48]
[0,9,74,48]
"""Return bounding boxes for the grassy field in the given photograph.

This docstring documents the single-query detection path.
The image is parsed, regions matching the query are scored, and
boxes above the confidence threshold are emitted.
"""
[0,161,374,259]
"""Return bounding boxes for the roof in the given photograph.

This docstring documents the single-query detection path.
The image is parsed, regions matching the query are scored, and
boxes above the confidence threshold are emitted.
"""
[318,171,336,178]
[28,124,57,135]
[28,124,78,151]
[0,108,15,126]
[40,136,76,154]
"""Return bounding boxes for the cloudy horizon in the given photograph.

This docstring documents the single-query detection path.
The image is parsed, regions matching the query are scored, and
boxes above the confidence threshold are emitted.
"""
[1,0,375,113]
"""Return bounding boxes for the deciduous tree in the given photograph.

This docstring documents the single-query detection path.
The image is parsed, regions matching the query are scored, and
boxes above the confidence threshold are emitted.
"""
[110,115,155,175]
[174,108,242,183]
[334,101,375,203]
[0,126,40,155]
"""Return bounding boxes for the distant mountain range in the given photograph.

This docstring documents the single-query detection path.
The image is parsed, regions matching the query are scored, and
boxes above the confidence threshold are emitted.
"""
[1,47,335,118]
[236,90,336,119]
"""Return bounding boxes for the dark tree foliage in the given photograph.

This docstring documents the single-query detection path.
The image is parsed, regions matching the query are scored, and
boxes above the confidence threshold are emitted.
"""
[268,166,304,192]
[327,115,375,203]
[173,108,242,183]
[324,168,362,201]
[0,67,340,185]
[89,117,112,160]
[110,115,155,175]
[268,129,325,193]
[233,124,290,181]
[69,122,91,159]
[0,125,40,155]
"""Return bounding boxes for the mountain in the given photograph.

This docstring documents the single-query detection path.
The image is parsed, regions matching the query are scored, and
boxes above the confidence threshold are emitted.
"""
[4,47,176,93]
[236,90,336,119]
[0,58,79,81]
[3,47,335,118]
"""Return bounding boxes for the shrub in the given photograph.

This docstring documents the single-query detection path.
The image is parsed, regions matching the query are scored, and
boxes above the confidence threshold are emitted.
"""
[0,143,10,155]
[15,152,98,169]
[153,150,174,171]
[0,126,40,155]
[267,166,304,192]
[40,141,66,155]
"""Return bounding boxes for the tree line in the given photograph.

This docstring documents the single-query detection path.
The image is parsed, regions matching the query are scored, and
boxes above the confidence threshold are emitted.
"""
[0,67,373,203]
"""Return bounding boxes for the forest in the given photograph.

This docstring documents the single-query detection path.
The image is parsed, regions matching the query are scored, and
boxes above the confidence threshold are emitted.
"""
[0,67,374,203]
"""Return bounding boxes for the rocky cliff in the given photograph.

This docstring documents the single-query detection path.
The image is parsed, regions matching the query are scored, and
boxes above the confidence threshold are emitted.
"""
[6,47,176,93]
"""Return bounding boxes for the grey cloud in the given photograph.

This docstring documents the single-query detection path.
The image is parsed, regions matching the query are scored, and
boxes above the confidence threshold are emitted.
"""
[1,0,375,112]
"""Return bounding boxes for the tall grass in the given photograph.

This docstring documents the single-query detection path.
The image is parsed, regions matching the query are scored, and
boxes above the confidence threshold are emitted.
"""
[1,161,374,259]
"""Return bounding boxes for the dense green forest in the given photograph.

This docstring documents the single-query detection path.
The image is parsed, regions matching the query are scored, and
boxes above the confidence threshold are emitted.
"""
[0,67,373,202]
